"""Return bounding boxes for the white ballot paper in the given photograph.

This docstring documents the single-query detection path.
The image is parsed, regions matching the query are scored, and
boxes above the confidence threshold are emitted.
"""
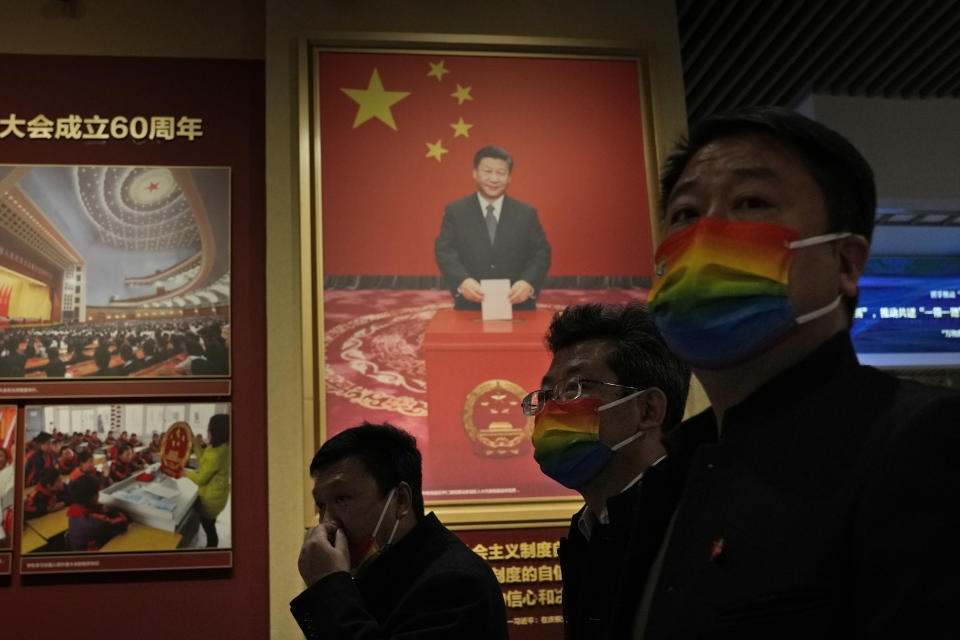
[480,278,513,321]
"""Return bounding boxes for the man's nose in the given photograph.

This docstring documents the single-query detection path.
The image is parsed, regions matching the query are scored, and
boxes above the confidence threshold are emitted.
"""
[319,508,339,527]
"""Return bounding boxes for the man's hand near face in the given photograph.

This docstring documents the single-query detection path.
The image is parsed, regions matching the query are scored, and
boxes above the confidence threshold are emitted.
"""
[299,523,351,587]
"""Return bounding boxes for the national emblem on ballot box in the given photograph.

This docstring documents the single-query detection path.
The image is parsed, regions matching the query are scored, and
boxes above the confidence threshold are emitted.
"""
[160,421,194,478]
[461,379,534,458]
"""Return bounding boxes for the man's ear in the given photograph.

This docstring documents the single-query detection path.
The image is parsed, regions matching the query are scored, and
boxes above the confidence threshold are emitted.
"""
[394,482,414,519]
[838,234,870,298]
[637,387,668,430]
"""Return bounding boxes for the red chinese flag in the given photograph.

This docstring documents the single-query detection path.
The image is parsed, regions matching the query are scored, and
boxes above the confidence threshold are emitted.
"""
[159,421,193,479]
[316,51,653,278]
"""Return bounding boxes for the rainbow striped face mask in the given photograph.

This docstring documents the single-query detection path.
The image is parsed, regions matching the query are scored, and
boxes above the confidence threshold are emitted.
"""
[532,394,645,490]
[647,218,849,369]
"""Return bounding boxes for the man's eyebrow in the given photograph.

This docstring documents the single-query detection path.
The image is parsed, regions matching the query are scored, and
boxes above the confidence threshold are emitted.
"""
[541,363,588,387]
[667,165,781,204]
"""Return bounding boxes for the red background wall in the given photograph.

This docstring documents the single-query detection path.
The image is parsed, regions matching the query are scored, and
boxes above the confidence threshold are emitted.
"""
[0,54,267,639]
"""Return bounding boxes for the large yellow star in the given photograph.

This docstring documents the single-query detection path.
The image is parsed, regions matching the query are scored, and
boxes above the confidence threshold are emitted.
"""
[341,69,411,131]
[427,60,450,82]
[450,84,473,105]
[450,117,473,138]
[425,139,449,163]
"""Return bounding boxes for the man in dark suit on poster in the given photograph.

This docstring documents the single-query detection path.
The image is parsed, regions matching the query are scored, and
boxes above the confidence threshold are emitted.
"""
[435,146,551,311]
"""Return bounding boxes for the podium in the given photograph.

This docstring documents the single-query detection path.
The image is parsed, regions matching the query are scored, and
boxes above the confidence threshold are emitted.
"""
[422,309,573,500]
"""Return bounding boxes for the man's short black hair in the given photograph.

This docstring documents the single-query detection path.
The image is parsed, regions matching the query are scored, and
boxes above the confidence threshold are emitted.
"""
[310,422,425,520]
[474,145,513,172]
[34,432,52,445]
[77,449,93,464]
[546,303,690,429]
[69,474,99,506]
[659,106,876,318]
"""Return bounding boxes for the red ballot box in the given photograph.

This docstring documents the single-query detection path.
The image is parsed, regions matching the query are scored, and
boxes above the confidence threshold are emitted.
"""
[422,310,576,501]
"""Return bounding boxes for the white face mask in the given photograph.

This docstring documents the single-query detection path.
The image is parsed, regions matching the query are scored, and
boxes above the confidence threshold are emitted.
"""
[371,486,400,547]
[599,390,648,451]
[349,485,401,574]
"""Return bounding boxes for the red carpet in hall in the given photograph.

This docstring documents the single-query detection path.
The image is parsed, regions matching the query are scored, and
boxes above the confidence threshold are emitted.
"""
[322,289,649,447]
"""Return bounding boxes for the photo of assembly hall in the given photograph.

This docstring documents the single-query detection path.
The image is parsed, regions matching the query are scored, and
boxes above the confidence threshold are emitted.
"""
[0,165,230,379]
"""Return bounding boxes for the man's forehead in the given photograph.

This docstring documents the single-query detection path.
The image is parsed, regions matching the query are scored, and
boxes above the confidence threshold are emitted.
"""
[678,134,807,183]
[312,456,371,489]
[543,339,615,384]
[477,157,509,170]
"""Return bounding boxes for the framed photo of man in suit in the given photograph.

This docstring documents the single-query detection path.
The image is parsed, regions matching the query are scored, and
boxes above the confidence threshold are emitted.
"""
[304,34,664,520]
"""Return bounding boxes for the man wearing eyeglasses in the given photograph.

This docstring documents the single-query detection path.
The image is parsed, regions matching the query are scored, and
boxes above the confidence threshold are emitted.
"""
[525,303,689,640]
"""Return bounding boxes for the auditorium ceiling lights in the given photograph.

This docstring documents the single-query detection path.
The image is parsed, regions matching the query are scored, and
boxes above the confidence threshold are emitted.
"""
[76,167,200,251]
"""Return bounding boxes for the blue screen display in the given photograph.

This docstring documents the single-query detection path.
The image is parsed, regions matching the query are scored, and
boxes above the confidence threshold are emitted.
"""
[852,256,960,368]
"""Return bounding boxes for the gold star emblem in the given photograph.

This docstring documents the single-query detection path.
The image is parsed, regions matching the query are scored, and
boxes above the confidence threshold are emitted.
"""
[341,68,411,131]
[427,60,450,82]
[450,84,473,106]
[450,117,473,138]
[425,140,449,163]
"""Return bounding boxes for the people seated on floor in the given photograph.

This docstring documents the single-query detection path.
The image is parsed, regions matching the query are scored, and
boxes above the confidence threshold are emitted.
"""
[59,446,78,474]
[69,450,110,489]
[66,475,129,551]
[149,431,162,454]
[84,429,101,448]
[24,432,55,487]
[24,468,67,519]
[107,444,142,484]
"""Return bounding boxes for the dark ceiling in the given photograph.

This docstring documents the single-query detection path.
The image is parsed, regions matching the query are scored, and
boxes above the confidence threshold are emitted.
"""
[676,0,960,124]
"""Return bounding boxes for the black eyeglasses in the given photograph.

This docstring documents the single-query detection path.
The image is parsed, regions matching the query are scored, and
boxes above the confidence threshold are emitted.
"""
[521,376,642,416]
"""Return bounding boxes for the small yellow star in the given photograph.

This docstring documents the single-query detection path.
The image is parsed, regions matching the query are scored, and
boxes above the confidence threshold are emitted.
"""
[450,84,473,106]
[427,60,450,82]
[425,139,449,163]
[341,68,411,131]
[450,117,473,138]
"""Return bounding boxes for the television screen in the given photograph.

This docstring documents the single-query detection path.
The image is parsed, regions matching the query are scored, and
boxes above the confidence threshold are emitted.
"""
[852,256,960,368]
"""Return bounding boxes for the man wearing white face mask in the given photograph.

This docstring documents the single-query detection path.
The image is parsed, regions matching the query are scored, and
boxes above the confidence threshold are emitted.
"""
[525,303,690,640]
[292,422,507,640]
[638,107,960,639]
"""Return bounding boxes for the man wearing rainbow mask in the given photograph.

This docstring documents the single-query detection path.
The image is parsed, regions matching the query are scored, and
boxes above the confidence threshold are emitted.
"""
[639,107,960,638]
[292,422,507,640]
[525,303,689,639]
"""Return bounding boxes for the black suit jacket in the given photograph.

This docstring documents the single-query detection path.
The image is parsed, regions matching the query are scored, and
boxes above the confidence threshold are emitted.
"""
[644,333,960,639]
[559,456,688,640]
[291,512,508,640]
[435,193,551,310]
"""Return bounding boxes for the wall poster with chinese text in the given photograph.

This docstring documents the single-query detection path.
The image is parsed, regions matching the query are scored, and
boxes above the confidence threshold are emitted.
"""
[455,525,568,639]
